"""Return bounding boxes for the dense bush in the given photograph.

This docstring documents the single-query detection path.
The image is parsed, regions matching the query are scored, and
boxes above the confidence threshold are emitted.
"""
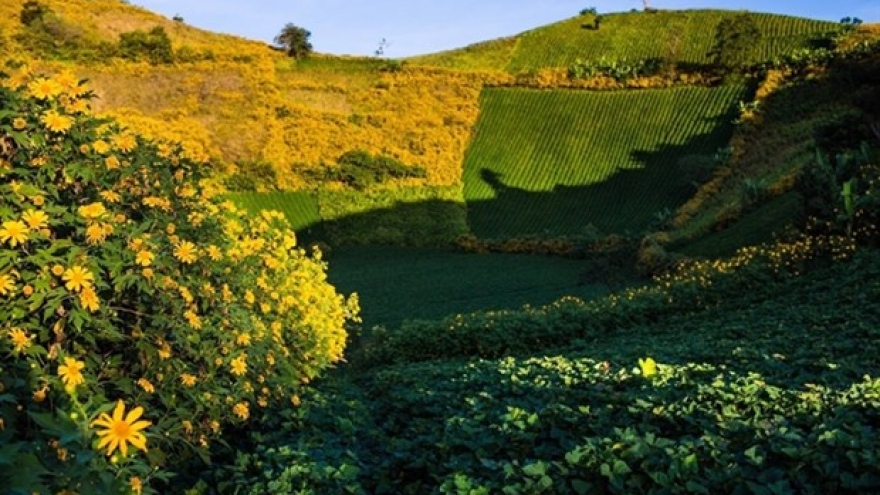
[274,23,313,59]
[0,66,358,493]
[709,13,762,71]
[15,1,116,62]
[304,150,427,191]
[118,26,174,64]
[224,160,278,192]
[568,57,662,82]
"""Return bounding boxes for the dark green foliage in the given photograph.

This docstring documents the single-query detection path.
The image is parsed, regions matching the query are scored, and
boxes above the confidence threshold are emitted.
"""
[275,23,313,59]
[307,150,427,190]
[14,3,115,61]
[196,248,880,494]
[19,0,49,26]
[709,13,762,71]
[568,57,662,81]
[224,161,278,192]
[118,26,174,64]
[799,144,879,243]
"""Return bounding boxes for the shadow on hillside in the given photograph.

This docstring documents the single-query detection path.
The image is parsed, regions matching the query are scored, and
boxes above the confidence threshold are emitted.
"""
[285,109,739,247]
[466,112,737,238]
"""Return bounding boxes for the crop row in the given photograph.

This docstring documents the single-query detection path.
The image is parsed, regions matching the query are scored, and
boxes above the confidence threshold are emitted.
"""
[462,84,747,237]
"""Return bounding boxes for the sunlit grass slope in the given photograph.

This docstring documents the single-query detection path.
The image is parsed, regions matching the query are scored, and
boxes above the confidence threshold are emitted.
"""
[411,10,837,72]
[463,84,747,236]
[3,0,498,189]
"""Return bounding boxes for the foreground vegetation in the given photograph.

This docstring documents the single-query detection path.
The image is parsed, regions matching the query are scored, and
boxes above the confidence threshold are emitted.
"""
[200,243,880,494]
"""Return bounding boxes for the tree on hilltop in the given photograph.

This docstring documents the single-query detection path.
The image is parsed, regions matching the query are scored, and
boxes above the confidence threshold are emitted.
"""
[275,23,313,59]
[709,13,761,71]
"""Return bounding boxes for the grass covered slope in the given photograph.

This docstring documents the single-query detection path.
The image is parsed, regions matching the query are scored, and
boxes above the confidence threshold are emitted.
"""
[411,10,837,72]
[508,10,837,72]
[463,84,747,236]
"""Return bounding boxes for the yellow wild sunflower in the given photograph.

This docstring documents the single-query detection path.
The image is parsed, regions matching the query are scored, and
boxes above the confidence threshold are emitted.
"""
[0,220,29,247]
[112,133,137,152]
[77,202,107,220]
[136,378,155,394]
[180,373,197,387]
[174,241,199,264]
[0,273,15,296]
[8,327,32,352]
[229,355,247,376]
[12,117,27,130]
[62,265,95,292]
[27,77,63,100]
[92,140,110,154]
[58,357,86,389]
[232,402,249,420]
[85,224,107,245]
[40,110,74,133]
[79,286,100,312]
[91,400,151,457]
[21,210,49,230]
[135,250,154,267]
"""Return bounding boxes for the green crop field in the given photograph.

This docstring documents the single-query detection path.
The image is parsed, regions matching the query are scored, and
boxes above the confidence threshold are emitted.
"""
[463,84,748,237]
[327,246,607,329]
[411,10,837,72]
[507,10,836,72]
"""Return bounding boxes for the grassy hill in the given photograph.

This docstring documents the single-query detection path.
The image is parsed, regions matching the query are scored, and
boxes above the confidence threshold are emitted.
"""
[4,2,880,493]
[412,10,838,72]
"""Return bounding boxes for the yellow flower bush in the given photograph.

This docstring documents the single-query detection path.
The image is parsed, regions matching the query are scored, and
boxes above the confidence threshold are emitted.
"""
[0,65,359,494]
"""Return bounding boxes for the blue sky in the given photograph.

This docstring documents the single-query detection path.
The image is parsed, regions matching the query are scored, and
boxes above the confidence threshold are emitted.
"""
[133,0,879,57]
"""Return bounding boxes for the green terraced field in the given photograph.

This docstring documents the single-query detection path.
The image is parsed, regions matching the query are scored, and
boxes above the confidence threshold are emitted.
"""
[463,84,748,237]
[507,10,836,72]
[411,10,837,72]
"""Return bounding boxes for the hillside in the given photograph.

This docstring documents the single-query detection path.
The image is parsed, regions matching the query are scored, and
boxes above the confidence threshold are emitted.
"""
[463,85,747,236]
[3,2,880,494]
[412,9,838,72]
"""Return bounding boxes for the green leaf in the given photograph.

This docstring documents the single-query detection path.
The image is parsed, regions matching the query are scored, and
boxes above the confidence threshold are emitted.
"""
[686,480,710,494]
[571,479,593,495]
[523,461,547,477]
[612,459,631,476]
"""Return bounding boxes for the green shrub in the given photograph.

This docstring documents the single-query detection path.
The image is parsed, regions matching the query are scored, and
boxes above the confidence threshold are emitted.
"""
[118,26,174,64]
[709,13,762,71]
[224,160,278,192]
[0,66,358,493]
[306,150,427,191]
[14,4,115,62]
